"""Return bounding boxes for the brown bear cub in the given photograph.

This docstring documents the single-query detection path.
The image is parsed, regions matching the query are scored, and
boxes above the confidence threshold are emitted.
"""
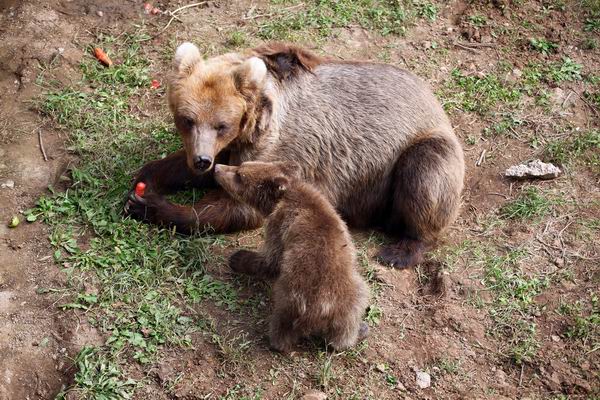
[214,161,369,352]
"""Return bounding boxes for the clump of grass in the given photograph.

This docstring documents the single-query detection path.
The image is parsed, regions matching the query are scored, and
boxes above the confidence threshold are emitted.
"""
[500,187,557,220]
[442,69,521,115]
[258,0,416,40]
[56,347,136,399]
[415,1,438,21]
[529,38,558,55]
[225,30,248,48]
[468,14,487,27]
[545,129,600,172]
[475,247,550,363]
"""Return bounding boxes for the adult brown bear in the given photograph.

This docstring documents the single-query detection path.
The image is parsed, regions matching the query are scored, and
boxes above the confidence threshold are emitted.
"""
[125,42,465,268]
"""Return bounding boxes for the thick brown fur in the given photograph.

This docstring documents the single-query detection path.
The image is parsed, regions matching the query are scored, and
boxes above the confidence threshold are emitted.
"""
[124,42,465,268]
[214,161,369,352]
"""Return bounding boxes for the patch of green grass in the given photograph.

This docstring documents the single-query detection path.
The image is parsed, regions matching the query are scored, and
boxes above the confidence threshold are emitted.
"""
[500,187,557,221]
[476,247,550,363]
[545,129,600,171]
[56,347,137,399]
[442,69,521,115]
[484,113,524,138]
[366,304,383,326]
[436,357,461,375]
[546,57,583,83]
[415,1,438,21]
[258,0,416,40]
[468,14,487,27]
[529,38,558,55]
[30,29,242,394]
[585,18,600,32]
[225,30,248,48]
[563,295,599,350]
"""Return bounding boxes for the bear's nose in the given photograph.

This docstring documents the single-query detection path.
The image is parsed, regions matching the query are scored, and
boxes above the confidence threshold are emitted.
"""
[193,155,213,171]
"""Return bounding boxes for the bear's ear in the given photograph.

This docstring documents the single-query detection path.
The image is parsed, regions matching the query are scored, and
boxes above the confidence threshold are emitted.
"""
[233,57,267,91]
[174,42,202,74]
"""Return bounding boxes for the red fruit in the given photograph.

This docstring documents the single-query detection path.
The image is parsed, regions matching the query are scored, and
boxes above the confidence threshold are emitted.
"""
[135,182,146,197]
[143,3,153,13]
[151,79,161,89]
[151,7,161,15]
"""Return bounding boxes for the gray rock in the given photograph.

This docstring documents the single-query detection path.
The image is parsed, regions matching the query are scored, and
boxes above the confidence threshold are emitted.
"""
[416,370,431,389]
[505,159,561,180]
[1,180,15,189]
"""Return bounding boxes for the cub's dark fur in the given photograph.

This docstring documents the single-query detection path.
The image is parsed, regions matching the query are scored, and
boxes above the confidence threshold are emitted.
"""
[215,161,369,352]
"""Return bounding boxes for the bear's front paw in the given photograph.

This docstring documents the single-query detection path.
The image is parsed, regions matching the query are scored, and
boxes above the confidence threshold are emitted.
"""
[124,191,169,224]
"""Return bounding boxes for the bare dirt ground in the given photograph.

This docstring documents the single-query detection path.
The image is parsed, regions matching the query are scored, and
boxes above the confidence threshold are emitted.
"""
[0,0,598,399]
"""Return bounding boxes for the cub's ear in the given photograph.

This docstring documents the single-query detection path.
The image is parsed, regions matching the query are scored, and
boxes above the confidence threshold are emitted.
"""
[174,42,202,74]
[233,57,267,91]
[275,161,302,181]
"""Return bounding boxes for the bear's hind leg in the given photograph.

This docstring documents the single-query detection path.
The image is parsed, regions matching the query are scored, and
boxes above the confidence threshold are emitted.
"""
[378,129,464,269]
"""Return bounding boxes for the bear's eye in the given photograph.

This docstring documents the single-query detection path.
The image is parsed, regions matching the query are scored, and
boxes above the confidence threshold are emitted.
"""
[215,123,229,134]
[180,117,194,129]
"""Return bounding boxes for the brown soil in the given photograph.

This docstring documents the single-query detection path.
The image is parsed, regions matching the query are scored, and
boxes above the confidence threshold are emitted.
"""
[0,0,598,399]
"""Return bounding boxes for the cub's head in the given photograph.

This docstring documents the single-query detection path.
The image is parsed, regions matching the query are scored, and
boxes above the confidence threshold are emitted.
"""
[214,161,300,215]
[168,42,269,173]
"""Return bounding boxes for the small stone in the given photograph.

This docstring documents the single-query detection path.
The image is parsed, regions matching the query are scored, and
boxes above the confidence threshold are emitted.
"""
[301,390,327,400]
[416,370,431,389]
[1,179,14,189]
[376,363,387,373]
[96,10,104,17]
[551,335,561,342]
[396,381,406,391]
[505,159,561,180]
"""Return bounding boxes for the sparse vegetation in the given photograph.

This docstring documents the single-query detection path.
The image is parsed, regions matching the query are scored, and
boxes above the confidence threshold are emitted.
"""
[500,187,557,221]
[3,0,597,398]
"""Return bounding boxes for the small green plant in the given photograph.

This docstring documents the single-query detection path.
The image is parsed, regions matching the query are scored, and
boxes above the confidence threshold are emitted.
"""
[547,57,583,82]
[366,304,383,326]
[56,347,136,399]
[584,18,600,32]
[442,69,521,115]
[437,357,461,375]
[468,14,487,27]
[416,1,438,21]
[529,38,558,55]
[225,30,248,48]
[545,129,600,170]
[500,187,555,220]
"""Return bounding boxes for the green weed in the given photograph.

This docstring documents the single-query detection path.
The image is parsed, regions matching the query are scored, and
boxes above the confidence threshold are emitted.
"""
[442,69,521,115]
[415,2,438,21]
[477,247,549,363]
[468,14,487,27]
[56,347,136,399]
[529,38,558,55]
[500,187,557,221]
[545,129,600,171]
[258,0,416,40]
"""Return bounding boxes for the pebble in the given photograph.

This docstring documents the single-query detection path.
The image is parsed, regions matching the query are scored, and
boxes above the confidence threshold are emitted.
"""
[97,10,104,17]
[1,180,14,189]
[551,335,561,342]
[415,370,431,389]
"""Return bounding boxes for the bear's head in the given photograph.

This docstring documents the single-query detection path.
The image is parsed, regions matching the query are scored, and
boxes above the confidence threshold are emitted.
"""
[214,161,300,215]
[168,42,269,173]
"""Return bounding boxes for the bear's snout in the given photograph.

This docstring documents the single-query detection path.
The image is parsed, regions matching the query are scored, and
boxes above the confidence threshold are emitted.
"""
[193,155,213,172]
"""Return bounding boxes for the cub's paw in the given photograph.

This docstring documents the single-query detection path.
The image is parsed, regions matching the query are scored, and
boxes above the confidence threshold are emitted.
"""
[228,249,262,275]
[124,191,169,224]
